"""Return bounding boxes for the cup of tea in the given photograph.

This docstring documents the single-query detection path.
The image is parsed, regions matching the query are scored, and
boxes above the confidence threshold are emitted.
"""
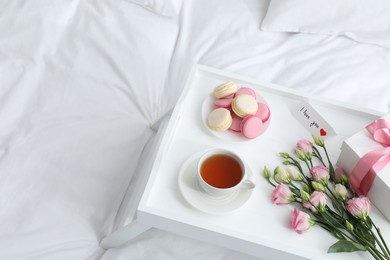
[197,148,256,198]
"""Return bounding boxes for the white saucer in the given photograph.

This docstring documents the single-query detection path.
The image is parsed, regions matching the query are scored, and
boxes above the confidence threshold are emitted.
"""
[178,151,255,214]
[201,91,271,142]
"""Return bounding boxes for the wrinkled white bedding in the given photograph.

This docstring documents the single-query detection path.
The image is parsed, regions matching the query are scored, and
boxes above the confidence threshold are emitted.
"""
[0,0,389,259]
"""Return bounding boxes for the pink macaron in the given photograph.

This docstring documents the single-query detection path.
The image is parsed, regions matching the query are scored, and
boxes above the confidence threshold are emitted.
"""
[240,115,263,139]
[235,87,257,99]
[214,97,233,108]
[254,102,271,122]
[229,115,242,132]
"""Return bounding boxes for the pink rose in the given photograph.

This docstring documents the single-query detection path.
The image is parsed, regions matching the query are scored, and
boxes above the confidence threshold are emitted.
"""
[272,184,294,205]
[310,165,330,184]
[346,197,371,220]
[290,208,313,234]
[310,191,327,211]
[303,191,327,212]
[296,139,313,159]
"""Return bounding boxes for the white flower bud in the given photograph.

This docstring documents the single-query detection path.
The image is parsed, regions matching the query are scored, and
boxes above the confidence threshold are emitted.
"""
[334,184,348,201]
[312,134,324,147]
[287,166,303,181]
[274,166,290,184]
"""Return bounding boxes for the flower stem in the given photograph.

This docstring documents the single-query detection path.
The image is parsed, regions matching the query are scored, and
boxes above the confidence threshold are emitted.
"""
[312,146,325,165]
[289,159,311,186]
[288,156,305,174]
[304,160,311,172]
[321,211,386,259]
[368,217,390,258]
[325,185,338,201]
[314,220,345,239]
[322,145,335,180]
[366,247,385,260]
[267,178,276,187]
[289,182,302,193]
[308,158,313,168]
[373,235,390,259]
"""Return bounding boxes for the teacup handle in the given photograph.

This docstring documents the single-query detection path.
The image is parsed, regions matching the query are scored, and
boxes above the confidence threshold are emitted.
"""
[239,173,256,190]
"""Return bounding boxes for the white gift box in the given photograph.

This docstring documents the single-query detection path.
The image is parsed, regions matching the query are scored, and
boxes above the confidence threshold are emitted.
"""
[337,114,390,222]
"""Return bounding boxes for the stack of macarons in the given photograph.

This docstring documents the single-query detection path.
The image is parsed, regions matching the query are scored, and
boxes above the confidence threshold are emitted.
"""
[207,81,271,139]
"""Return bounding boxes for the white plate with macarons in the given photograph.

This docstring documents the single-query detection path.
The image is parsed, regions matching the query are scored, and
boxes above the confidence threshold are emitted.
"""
[202,81,271,142]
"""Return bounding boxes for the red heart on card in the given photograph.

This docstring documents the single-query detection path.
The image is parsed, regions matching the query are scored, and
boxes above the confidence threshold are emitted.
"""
[320,128,327,136]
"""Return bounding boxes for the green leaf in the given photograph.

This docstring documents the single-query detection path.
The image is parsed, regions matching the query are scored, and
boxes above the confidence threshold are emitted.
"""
[327,240,367,253]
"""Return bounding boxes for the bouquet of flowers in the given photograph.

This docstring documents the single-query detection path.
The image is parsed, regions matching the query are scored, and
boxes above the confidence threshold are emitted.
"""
[263,135,389,260]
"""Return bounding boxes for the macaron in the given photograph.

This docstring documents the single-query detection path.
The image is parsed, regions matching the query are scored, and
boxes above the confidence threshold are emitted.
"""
[235,87,257,99]
[207,108,232,132]
[213,81,238,98]
[231,94,258,118]
[214,97,233,108]
[255,102,271,122]
[240,115,263,139]
[229,115,242,132]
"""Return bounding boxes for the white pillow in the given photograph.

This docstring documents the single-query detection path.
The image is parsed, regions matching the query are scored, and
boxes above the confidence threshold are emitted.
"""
[127,0,182,16]
[261,0,390,49]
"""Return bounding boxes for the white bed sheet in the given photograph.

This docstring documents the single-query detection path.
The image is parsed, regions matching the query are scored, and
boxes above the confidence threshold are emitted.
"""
[0,0,176,259]
[0,0,389,260]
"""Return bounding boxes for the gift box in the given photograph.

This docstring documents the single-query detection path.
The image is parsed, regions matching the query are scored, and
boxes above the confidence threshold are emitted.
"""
[336,113,390,221]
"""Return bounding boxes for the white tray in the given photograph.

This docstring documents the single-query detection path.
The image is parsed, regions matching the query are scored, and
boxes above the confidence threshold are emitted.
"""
[137,65,389,260]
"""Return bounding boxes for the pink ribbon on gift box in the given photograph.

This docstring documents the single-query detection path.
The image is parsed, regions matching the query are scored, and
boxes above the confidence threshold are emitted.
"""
[349,118,390,195]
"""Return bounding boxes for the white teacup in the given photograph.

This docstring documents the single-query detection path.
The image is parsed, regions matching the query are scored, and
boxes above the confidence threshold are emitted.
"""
[197,148,256,198]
